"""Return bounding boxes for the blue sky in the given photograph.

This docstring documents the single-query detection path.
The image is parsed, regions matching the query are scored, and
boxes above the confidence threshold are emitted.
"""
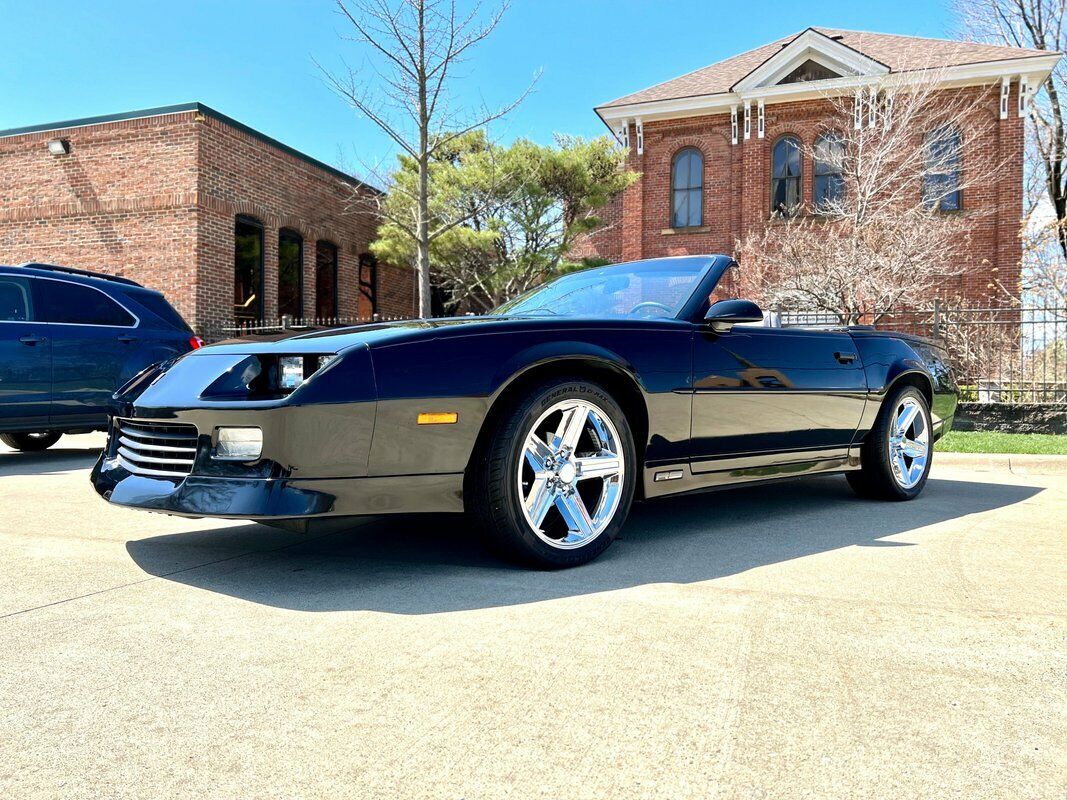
[0,0,957,178]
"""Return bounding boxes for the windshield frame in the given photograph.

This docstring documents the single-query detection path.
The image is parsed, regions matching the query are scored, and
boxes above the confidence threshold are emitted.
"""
[490,255,733,323]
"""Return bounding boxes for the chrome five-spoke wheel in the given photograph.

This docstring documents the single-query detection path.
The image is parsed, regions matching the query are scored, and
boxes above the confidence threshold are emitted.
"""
[848,384,932,501]
[888,396,929,489]
[518,399,625,549]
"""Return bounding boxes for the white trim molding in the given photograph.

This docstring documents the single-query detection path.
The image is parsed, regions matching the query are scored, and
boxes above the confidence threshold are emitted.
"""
[635,117,644,154]
[1018,74,1033,117]
[757,99,765,138]
[743,100,751,140]
[1000,75,1011,119]
[731,105,738,145]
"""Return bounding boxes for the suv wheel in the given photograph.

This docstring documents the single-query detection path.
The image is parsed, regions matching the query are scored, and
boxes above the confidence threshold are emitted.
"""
[470,378,637,568]
[0,431,63,452]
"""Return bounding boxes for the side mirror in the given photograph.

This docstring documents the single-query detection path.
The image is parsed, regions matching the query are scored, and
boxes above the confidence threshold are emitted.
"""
[704,299,764,333]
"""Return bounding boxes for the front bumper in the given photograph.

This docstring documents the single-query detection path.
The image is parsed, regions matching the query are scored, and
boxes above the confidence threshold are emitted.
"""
[91,453,464,519]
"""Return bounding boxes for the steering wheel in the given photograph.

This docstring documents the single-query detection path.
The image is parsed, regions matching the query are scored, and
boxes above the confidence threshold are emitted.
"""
[629,301,673,317]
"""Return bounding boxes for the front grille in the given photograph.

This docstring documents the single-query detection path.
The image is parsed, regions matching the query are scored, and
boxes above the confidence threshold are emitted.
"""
[114,418,199,478]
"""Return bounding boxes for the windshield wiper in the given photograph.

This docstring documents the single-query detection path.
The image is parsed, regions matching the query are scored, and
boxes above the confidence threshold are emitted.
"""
[512,305,560,316]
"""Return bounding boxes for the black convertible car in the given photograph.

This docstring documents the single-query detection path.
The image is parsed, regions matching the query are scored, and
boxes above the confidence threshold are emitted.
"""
[92,255,955,567]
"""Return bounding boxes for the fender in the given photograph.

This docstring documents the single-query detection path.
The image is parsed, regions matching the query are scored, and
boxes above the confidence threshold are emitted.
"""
[488,339,645,402]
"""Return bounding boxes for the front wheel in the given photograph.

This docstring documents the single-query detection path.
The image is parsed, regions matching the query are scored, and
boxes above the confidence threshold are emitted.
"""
[469,379,637,568]
[0,431,63,452]
[847,385,932,501]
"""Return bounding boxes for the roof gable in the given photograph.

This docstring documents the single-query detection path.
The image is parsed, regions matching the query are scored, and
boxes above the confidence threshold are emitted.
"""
[598,27,1059,112]
[732,28,889,92]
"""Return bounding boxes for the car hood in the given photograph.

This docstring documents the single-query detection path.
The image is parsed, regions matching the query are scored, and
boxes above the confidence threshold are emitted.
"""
[192,315,685,356]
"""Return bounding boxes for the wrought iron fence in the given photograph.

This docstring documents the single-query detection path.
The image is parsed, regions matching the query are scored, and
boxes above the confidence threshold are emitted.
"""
[779,301,1067,404]
[199,314,409,342]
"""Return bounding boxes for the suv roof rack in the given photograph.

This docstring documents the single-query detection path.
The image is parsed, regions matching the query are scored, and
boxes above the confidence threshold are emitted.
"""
[15,262,143,287]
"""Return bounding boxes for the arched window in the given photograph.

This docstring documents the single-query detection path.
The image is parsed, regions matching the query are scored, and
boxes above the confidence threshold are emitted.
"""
[315,240,338,320]
[813,133,845,213]
[234,215,263,322]
[923,126,962,211]
[278,229,303,319]
[771,136,802,217]
[670,147,703,229]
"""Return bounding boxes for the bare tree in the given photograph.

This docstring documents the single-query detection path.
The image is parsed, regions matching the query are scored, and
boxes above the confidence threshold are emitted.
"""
[957,0,1067,304]
[736,70,1004,323]
[319,0,535,317]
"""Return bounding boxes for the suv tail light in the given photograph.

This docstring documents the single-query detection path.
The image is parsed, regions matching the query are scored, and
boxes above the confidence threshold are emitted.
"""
[189,336,205,350]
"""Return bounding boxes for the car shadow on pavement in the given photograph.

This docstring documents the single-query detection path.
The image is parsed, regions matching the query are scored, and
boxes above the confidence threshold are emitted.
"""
[124,474,1042,615]
[0,447,102,478]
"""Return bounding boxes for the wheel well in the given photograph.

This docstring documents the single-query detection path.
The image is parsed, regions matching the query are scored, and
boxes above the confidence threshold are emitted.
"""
[467,359,650,496]
[888,371,933,407]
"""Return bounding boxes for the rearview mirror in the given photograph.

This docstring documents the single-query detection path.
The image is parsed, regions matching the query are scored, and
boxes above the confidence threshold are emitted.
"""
[704,299,764,333]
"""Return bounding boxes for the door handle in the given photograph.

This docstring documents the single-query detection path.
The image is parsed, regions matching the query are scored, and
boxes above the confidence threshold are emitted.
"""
[18,335,47,346]
[834,351,857,364]
[117,334,138,343]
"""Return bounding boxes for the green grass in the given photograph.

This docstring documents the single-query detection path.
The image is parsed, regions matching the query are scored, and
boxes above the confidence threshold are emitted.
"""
[936,431,1067,455]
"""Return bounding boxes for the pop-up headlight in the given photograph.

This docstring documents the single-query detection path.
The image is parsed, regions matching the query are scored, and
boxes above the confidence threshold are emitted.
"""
[215,427,263,460]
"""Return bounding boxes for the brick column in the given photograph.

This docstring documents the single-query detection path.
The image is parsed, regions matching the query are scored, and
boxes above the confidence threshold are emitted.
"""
[302,235,317,321]
[996,82,1025,302]
[262,224,278,320]
[337,243,358,319]
[621,122,645,261]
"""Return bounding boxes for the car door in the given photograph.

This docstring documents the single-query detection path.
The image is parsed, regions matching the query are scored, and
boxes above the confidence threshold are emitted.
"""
[0,275,52,428]
[31,277,139,425]
[689,325,868,472]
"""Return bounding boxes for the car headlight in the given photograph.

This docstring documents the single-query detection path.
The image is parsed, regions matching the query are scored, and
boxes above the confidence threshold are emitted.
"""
[214,427,263,460]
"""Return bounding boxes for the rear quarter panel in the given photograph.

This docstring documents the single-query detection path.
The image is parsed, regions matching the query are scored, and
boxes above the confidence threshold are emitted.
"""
[851,331,957,441]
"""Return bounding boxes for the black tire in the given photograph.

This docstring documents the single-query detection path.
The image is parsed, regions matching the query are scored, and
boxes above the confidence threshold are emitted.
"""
[847,384,932,501]
[468,378,637,568]
[0,431,62,452]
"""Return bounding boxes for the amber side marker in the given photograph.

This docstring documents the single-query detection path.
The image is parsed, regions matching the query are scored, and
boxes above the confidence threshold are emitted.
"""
[417,412,459,425]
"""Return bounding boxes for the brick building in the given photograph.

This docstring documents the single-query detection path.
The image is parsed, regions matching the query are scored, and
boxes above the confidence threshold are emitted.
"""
[577,28,1061,305]
[0,102,416,337]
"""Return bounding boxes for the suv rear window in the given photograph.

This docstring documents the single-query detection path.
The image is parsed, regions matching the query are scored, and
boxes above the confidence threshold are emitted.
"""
[34,279,136,327]
[129,290,192,332]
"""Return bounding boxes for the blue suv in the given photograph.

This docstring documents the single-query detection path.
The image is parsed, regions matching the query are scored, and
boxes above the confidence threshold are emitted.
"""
[0,263,202,451]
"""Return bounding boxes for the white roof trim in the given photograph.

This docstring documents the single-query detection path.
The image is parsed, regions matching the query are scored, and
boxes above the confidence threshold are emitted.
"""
[597,52,1061,126]
[732,29,889,92]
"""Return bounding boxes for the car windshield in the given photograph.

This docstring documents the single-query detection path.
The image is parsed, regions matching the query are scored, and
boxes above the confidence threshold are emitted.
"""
[491,257,712,319]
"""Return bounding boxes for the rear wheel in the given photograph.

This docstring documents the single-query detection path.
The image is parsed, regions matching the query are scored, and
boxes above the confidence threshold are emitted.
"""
[469,378,637,568]
[847,385,932,501]
[0,431,62,452]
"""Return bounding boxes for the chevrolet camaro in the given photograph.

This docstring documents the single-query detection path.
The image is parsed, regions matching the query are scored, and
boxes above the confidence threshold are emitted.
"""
[91,255,956,567]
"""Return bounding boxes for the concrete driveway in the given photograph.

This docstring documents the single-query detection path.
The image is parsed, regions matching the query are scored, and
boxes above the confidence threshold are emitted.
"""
[1,433,1064,799]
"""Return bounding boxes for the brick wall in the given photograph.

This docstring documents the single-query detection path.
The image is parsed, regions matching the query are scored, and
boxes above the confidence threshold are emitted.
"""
[0,108,417,337]
[578,84,1025,307]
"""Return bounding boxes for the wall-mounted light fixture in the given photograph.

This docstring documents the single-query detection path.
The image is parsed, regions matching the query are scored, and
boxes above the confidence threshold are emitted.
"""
[47,138,70,155]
